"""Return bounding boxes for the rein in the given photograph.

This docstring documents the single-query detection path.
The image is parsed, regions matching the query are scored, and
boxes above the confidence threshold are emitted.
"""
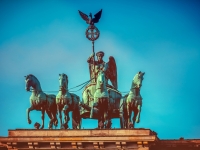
[68,78,94,92]
[28,78,94,93]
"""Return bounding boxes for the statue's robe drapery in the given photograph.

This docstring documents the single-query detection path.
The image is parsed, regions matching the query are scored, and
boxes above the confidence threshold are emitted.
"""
[87,55,118,89]
[87,55,108,83]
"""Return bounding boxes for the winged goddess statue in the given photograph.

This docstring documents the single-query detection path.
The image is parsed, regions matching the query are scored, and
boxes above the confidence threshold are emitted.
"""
[87,51,118,89]
[78,9,102,25]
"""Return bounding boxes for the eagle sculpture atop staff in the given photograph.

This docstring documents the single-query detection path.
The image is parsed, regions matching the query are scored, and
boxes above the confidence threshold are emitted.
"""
[78,9,102,26]
[78,9,118,89]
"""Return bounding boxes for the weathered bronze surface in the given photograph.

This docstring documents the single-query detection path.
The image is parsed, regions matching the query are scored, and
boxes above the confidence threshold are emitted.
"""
[78,9,102,26]
[123,71,145,128]
[56,73,81,129]
[25,74,58,129]
[22,10,146,130]
[78,9,102,41]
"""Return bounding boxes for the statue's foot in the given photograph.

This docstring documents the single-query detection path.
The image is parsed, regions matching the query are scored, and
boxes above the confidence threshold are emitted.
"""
[28,119,32,124]
[40,125,44,129]
[128,122,133,128]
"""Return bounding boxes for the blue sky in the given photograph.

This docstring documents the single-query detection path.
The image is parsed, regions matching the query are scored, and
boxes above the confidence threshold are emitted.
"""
[0,0,200,139]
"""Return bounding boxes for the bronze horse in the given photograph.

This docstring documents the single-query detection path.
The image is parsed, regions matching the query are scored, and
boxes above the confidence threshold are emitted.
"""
[25,74,58,129]
[56,73,81,129]
[123,71,145,128]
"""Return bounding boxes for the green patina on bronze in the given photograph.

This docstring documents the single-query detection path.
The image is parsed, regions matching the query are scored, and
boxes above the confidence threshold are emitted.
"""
[122,71,145,128]
[25,74,58,129]
[56,73,81,129]
[24,10,145,130]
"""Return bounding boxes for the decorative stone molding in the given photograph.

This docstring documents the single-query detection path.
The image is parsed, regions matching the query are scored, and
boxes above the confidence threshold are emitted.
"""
[0,129,157,150]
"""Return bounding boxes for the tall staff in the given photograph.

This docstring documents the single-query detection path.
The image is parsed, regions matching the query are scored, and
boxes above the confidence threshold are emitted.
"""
[78,9,102,82]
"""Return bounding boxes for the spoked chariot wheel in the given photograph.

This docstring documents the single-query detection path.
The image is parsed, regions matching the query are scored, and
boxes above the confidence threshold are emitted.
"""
[85,25,100,41]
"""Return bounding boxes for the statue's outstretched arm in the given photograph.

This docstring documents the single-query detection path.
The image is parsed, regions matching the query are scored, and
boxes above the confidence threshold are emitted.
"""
[87,53,95,64]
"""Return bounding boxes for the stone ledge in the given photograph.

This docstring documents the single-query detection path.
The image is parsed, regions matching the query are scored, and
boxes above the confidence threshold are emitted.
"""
[8,128,154,137]
[0,129,157,150]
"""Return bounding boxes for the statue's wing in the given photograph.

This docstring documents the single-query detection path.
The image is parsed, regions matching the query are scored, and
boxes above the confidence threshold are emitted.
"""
[92,9,102,23]
[107,56,118,89]
[78,10,89,24]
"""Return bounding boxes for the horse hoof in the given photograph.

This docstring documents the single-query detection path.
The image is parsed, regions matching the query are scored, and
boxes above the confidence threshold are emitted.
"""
[48,125,53,129]
[63,123,68,129]
[128,122,133,128]
[54,120,58,127]
[40,126,44,129]
[28,119,32,124]
[34,122,40,129]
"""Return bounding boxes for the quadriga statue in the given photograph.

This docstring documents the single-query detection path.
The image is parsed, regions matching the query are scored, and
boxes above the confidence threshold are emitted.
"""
[25,74,58,129]
[122,71,145,128]
[80,51,124,128]
[56,73,81,129]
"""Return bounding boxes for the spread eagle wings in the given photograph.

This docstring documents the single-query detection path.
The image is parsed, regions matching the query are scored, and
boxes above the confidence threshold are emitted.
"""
[106,56,118,89]
[93,9,102,23]
[78,9,102,25]
[78,10,89,23]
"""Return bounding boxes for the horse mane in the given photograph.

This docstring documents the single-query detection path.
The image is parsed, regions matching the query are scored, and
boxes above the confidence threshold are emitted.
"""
[27,74,39,82]
[60,73,68,78]
[59,73,69,90]
[133,73,139,81]
[59,73,68,82]
[26,74,41,90]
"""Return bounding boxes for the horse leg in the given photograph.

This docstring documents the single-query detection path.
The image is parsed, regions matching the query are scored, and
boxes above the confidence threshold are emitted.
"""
[97,106,103,129]
[103,98,111,129]
[63,110,69,129]
[136,105,141,123]
[58,105,63,129]
[105,103,112,129]
[75,107,81,129]
[104,110,108,129]
[79,118,82,129]
[40,107,45,129]
[59,109,62,129]
[26,106,34,124]
[98,111,104,129]
[72,112,77,129]
[124,106,129,129]
[90,102,94,118]
[119,98,124,129]
[127,103,132,127]
[46,110,53,129]
[63,115,67,129]
[119,110,124,129]
[132,107,138,128]
[122,104,127,128]
[51,104,58,128]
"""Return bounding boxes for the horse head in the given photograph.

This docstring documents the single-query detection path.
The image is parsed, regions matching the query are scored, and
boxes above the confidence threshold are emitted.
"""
[59,73,68,91]
[24,74,35,91]
[133,71,145,89]
[24,74,41,92]
[96,71,106,90]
